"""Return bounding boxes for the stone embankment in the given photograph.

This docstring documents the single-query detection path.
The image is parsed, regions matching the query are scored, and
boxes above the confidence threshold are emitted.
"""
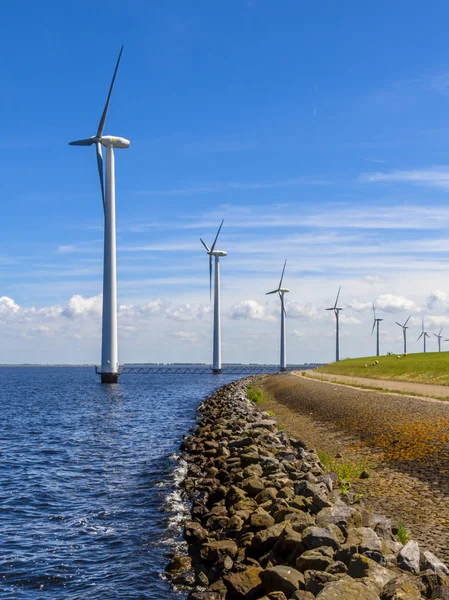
[166,377,449,599]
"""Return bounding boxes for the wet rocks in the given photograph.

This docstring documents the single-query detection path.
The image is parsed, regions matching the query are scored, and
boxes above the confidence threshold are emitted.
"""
[167,376,449,599]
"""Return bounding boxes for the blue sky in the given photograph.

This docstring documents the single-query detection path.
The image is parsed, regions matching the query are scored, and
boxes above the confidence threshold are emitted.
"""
[3,1,449,364]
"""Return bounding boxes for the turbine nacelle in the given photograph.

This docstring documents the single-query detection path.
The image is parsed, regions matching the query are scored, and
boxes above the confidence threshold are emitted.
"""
[279,288,290,293]
[211,250,227,257]
[69,135,130,149]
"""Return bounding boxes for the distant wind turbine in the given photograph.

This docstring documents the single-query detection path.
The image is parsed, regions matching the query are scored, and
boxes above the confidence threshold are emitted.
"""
[371,302,383,357]
[417,319,430,353]
[326,286,343,362]
[69,46,129,384]
[434,328,444,352]
[395,315,411,354]
[266,260,289,371]
[200,220,227,373]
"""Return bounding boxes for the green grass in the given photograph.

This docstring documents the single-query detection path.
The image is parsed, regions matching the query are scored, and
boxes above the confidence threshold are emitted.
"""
[317,450,370,486]
[247,385,265,403]
[395,519,411,544]
[316,352,449,386]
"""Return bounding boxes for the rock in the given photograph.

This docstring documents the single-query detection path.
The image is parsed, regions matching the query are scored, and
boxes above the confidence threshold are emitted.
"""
[348,554,396,592]
[294,481,332,512]
[278,486,295,500]
[379,574,421,599]
[302,526,343,551]
[166,553,192,575]
[241,476,267,497]
[250,507,275,529]
[338,527,383,563]
[304,570,343,595]
[267,593,288,600]
[243,464,264,478]
[260,565,305,596]
[291,591,315,600]
[251,523,287,554]
[364,514,394,541]
[271,523,305,561]
[316,575,381,599]
[326,561,347,574]
[229,437,254,448]
[296,547,334,572]
[397,540,420,574]
[421,550,449,576]
[316,505,362,529]
[222,567,264,599]
[184,521,209,542]
[200,539,239,563]
[255,487,278,504]
[419,570,449,599]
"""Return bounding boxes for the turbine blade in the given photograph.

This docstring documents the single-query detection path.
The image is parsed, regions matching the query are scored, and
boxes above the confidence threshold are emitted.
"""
[69,137,96,146]
[210,219,224,254]
[433,333,438,337]
[404,315,411,327]
[417,332,423,341]
[200,238,210,252]
[96,142,105,209]
[209,254,212,302]
[371,321,376,336]
[279,259,287,290]
[439,328,443,336]
[334,286,341,309]
[266,290,278,295]
[395,322,402,328]
[96,45,124,138]
[372,302,376,319]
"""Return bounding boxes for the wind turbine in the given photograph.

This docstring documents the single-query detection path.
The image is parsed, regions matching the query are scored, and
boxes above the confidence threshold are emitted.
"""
[69,46,129,384]
[200,221,227,373]
[434,328,444,352]
[395,315,411,354]
[266,260,289,371]
[417,319,430,353]
[325,287,343,362]
[371,302,383,357]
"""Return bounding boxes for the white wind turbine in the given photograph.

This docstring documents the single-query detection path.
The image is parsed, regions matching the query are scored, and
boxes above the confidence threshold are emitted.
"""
[200,220,227,373]
[395,315,411,354]
[266,260,289,371]
[371,302,383,357]
[326,286,343,362]
[417,319,430,353]
[69,46,129,384]
[434,328,444,352]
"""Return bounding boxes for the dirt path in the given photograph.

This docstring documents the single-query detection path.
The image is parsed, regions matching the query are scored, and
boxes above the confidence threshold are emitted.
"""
[303,370,449,400]
[258,373,449,562]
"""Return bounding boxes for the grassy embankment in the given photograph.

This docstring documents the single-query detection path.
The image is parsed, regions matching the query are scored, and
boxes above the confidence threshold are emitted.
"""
[316,351,449,386]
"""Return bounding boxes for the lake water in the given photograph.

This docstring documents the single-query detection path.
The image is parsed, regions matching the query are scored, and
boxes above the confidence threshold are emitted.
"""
[0,367,241,599]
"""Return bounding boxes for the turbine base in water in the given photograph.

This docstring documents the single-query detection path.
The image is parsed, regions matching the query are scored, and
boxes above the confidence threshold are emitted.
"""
[212,368,222,375]
[101,372,119,384]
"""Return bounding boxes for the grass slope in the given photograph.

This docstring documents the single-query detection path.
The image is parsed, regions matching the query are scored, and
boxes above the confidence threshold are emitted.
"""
[317,352,449,386]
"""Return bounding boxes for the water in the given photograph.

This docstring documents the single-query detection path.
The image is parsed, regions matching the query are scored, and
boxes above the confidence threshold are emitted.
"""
[0,367,241,599]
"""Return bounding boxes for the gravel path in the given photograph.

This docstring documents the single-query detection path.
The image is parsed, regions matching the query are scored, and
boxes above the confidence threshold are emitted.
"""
[259,373,449,562]
[305,370,449,399]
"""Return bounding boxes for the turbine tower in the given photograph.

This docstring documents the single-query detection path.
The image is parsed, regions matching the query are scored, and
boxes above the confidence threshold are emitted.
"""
[395,315,411,354]
[69,46,129,384]
[200,221,226,373]
[266,260,289,371]
[434,328,444,352]
[371,302,383,357]
[326,286,343,362]
[417,319,430,353]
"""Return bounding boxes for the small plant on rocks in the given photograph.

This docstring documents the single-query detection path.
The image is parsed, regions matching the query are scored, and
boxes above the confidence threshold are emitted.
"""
[247,385,265,403]
[317,450,370,487]
[396,519,411,544]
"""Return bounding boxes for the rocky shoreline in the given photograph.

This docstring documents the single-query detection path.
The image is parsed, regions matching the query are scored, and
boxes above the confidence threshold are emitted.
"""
[166,377,449,599]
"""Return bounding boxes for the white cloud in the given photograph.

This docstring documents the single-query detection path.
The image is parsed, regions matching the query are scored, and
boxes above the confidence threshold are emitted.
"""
[360,166,449,191]
[286,301,320,320]
[229,299,275,321]
[348,299,372,312]
[364,275,384,284]
[427,290,449,311]
[375,294,420,313]
[166,303,212,321]
[62,294,102,319]
[174,331,198,343]
[339,315,361,325]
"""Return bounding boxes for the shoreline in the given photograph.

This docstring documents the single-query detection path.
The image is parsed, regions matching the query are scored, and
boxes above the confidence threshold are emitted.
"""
[166,376,449,599]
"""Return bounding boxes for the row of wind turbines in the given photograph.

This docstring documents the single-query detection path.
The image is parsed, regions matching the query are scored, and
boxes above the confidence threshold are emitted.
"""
[68,47,443,383]
[326,287,447,361]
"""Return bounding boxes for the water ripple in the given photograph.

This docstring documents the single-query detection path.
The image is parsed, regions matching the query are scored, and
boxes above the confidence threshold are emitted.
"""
[0,367,239,599]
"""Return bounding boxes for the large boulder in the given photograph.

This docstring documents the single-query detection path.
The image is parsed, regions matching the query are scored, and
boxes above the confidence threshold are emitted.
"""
[200,540,239,563]
[302,526,344,551]
[421,550,449,576]
[260,565,305,596]
[223,567,263,599]
[379,574,421,599]
[316,575,381,599]
[397,540,420,575]
[348,554,396,592]
[296,547,334,572]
